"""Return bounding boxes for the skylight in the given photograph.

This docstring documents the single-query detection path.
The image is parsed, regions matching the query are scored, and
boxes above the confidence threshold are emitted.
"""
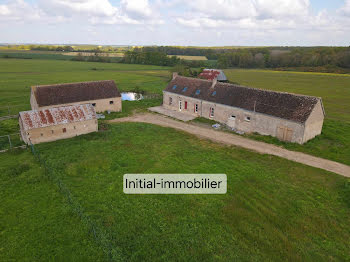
[195,90,200,95]
[172,85,177,90]
[212,91,217,96]
[182,87,188,92]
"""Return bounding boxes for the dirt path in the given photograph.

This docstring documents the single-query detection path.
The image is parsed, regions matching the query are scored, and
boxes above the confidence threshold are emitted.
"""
[110,113,350,177]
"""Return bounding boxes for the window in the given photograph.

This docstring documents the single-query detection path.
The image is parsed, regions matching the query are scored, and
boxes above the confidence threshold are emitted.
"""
[92,103,96,107]
[169,97,173,105]
[212,91,217,96]
[182,87,188,92]
[172,85,177,90]
[51,130,54,134]
[195,90,200,95]
[245,116,251,122]
[230,115,236,119]
[40,133,43,137]
[195,104,198,113]
[109,101,114,104]
[179,101,182,111]
[63,128,67,133]
[210,107,214,118]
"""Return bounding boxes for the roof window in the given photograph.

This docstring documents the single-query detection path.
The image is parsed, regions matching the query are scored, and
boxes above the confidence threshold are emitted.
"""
[195,90,200,95]
[182,87,188,92]
[172,85,177,90]
[212,91,217,96]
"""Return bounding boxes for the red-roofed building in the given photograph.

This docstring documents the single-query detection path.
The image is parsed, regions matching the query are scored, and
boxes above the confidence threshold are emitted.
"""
[19,104,98,144]
[198,69,227,82]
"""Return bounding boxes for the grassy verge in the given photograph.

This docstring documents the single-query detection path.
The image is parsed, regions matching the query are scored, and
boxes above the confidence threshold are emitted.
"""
[191,118,350,166]
[31,122,350,261]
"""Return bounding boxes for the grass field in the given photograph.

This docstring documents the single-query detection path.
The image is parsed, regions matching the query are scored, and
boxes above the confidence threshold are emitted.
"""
[0,58,169,114]
[0,58,350,260]
[7,122,345,261]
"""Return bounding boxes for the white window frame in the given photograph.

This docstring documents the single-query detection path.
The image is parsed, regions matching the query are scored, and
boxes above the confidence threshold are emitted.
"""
[195,104,198,113]
[179,100,182,111]
[245,116,251,122]
[229,115,236,120]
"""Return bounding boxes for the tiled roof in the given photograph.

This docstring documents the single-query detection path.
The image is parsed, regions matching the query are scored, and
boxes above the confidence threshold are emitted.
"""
[19,104,96,131]
[165,76,322,123]
[32,80,120,107]
[199,69,227,81]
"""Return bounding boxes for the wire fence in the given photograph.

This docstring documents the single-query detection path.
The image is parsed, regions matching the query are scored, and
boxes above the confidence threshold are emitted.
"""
[29,143,123,261]
[0,133,26,152]
[0,103,29,120]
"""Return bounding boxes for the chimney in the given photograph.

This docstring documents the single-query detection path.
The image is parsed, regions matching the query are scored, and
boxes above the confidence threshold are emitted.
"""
[172,72,178,80]
[211,77,217,89]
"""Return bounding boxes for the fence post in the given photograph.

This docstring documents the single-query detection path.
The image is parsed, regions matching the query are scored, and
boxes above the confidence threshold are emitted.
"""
[8,135,12,149]
[7,105,11,116]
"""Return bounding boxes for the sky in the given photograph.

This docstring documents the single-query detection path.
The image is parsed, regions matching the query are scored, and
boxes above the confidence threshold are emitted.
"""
[0,0,349,46]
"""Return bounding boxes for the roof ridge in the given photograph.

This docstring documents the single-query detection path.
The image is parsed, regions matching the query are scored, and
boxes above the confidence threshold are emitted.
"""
[34,80,115,88]
[215,81,319,100]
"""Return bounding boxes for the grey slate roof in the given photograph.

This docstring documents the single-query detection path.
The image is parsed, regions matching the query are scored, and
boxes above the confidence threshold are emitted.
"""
[164,76,322,123]
[32,80,120,107]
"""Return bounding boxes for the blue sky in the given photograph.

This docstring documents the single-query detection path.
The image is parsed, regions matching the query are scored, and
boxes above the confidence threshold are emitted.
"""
[0,0,349,46]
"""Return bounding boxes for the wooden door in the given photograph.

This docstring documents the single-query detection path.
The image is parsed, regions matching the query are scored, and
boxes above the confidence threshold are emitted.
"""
[276,126,293,142]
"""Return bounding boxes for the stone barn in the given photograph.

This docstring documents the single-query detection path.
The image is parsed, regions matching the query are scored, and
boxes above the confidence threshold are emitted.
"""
[163,75,325,144]
[30,80,121,113]
[19,104,98,145]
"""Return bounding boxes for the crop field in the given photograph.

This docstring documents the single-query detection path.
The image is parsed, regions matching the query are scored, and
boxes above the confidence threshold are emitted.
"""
[0,58,349,260]
[167,55,208,60]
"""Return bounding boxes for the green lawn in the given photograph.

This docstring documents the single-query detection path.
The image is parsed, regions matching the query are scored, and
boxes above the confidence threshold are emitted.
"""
[26,122,349,261]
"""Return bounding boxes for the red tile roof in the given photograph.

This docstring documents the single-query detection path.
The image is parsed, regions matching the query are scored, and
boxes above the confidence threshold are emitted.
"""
[199,69,221,81]
[19,104,96,131]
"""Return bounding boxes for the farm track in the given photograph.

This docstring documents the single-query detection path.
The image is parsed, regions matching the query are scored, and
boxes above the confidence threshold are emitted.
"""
[110,113,350,177]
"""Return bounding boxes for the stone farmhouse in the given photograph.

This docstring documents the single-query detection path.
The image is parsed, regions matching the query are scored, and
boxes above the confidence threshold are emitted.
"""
[19,104,97,145]
[163,74,325,144]
[30,80,121,113]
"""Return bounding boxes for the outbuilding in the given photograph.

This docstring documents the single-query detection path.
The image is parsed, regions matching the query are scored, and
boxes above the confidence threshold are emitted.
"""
[163,74,325,144]
[19,104,98,144]
[30,80,121,113]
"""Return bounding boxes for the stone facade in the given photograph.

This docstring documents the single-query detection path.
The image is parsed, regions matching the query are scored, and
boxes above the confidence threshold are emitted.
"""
[163,91,324,144]
[20,118,98,145]
[31,91,122,113]
[19,104,98,145]
[30,80,122,113]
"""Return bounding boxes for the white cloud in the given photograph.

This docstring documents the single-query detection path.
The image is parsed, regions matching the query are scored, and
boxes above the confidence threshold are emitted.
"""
[120,0,153,19]
[340,0,350,16]
[0,5,11,16]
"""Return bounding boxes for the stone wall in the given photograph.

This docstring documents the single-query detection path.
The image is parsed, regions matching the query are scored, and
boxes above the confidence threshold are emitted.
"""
[31,93,122,113]
[163,91,309,144]
[303,100,324,142]
[20,119,98,144]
